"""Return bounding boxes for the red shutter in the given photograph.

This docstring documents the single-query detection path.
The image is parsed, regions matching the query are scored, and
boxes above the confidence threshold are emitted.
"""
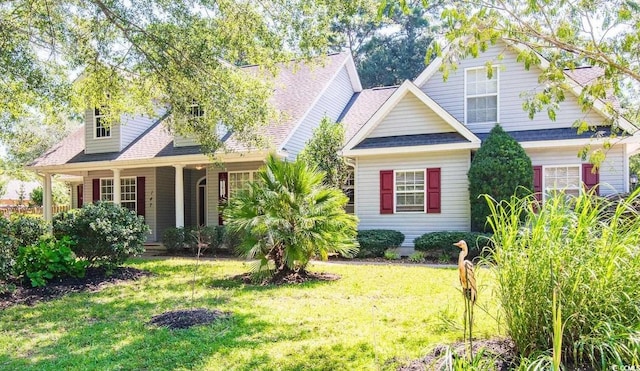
[77,185,83,208]
[533,166,543,202]
[582,163,599,195]
[380,170,394,214]
[92,179,100,202]
[218,172,228,225]
[137,177,146,217]
[426,168,441,213]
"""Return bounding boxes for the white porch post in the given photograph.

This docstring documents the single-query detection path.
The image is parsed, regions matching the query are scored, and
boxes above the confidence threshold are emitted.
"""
[43,173,53,224]
[174,165,185,227]
[113,168,121,205]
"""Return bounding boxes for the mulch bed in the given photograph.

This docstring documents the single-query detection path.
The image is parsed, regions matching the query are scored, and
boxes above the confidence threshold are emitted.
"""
[148,308,231,330]
[0,267,152,310]
[399,337,518,371]
[233,271,341,285]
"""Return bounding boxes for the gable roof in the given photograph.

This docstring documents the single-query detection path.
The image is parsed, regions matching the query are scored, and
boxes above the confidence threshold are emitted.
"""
[341,80,480,155]
[30,52,356,170]
[414,39,638,135]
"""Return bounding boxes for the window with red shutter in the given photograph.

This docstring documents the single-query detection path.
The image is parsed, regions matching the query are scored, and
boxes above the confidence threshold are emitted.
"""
[218,172,228,224]
[582,163,599,195]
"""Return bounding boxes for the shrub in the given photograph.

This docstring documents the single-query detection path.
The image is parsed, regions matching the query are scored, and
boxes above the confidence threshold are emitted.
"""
[408,251,425,263]
[469,124,533,232]
[220,225,242,250]
[383,249,400,260]
[9,215,48,249]
[162,227,185,253]
[0,218,18,281]
[53,202,150,268]
[185,226,223,252]
[356,229,405,258]
[413,231,492,262]
[15,236,86,287]
[486,192,640,368]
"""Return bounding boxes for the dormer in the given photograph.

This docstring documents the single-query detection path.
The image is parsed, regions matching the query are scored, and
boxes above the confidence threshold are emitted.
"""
[84,106,158,154]
[173,102,230,147]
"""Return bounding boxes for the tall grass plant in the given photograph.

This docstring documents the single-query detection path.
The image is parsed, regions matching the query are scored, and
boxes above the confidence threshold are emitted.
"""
[485,190,640,368]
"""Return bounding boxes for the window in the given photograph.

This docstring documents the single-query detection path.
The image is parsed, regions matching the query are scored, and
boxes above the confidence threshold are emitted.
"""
[100,177,137,211]
[189,101,204,119]
[395,170,425,212]
[94,107,111,138]
[344,169,355,207]
[544,166,580,200]
[465,67,498,124]
[229,171,257,198]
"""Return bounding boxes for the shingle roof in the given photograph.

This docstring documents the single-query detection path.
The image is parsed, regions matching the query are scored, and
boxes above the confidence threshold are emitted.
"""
[31,52,351,168]
[564,66,621,111]
[338,87,397,142]
[353,132,469,149]
[475,126,625,142]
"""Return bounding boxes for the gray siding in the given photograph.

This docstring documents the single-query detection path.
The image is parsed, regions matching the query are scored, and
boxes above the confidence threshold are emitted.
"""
[207,161,265,225]
[355,150,471,249]
[369,93,453,138]
[155,167,176,242]
[84,109,121,154]
[284,67,355,160]
[420,42,607,134]
[86,168,158,241]
[527,144,625,195]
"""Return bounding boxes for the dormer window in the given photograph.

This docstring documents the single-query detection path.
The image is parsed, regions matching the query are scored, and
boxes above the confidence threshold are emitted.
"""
[465,67,499,124]
[189,102,204,118]
[94,107,111,138]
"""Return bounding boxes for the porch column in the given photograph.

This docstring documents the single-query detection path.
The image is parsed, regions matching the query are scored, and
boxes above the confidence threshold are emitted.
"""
[113,168,121,205]
[43,173,53,224]
[174,164,185,227]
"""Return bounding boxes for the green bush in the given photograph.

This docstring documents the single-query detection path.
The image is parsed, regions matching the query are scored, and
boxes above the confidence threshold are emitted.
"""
[15,236,87,287]
[487,192,640,368]
[185,226,223,252]
[220,225,242,250]
[162,227,185,253]
[383,249,400,260]
[0,218,18,281]
[53,202,150,268]
[469,124,533,232]
[413,231,492,262]
[356,230,405,258]
[9,215,48,249]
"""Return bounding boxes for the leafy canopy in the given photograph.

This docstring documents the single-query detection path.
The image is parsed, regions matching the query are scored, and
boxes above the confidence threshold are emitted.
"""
[468,125,533,232]
[0,0,347,157]
[298,116,351,189]
[224,153,358,281]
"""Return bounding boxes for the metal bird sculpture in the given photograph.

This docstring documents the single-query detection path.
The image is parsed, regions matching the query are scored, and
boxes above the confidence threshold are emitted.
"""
[454,240,477,358]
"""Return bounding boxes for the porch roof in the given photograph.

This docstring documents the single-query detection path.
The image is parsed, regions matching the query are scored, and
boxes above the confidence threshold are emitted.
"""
[353,132,468,149]
[475,126,627,143]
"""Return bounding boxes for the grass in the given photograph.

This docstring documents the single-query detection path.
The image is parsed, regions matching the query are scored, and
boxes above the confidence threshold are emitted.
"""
[0,258,501,370]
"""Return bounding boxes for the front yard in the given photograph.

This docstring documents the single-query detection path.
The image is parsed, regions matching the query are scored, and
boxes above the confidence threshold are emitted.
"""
[0,258,501,370]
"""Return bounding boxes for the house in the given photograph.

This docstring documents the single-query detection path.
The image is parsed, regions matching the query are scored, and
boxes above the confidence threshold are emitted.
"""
[28,41,640,251]
[28,52,362,242]
[339,40,640,252]
[0,179,40,206]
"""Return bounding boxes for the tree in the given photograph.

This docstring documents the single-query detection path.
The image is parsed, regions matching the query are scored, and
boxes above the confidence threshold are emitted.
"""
[468,125,533,232]
[299,116,351,189]
[331,0,441,88]
[223,153,358,282]
[0,0,346,156]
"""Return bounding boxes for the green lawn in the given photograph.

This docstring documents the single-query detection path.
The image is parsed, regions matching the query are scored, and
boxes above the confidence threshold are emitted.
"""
[0,258,502,370]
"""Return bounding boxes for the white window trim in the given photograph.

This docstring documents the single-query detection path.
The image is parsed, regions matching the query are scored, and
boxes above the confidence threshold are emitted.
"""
[542,164,582,202]
[189,102,205,119]
[464,66,500,125]
[100,177,137,211]
[93,107,112,140]
[393,169,426,213]
[228,171,258,198]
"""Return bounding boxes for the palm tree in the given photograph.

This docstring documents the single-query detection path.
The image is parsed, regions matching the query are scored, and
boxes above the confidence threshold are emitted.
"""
[224,153,359,281]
